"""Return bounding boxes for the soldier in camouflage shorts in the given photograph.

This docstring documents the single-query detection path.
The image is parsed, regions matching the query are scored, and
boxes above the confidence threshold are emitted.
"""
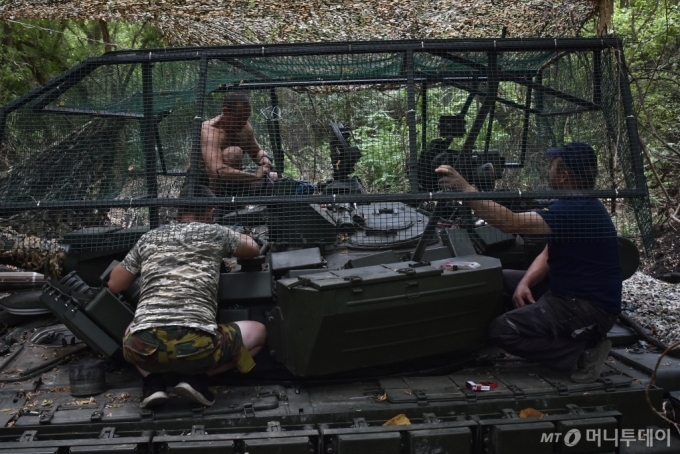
[122,323,255,376]
[109,185,266,408]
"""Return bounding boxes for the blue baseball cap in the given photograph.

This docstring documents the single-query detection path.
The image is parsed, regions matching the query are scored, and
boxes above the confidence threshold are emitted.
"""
[546,142,597,176]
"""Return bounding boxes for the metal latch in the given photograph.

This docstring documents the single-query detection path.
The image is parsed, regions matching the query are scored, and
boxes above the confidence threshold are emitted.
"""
[506,383,524,399]
[601,377,616,392]
[555,383,569,396]
[39,405,58,425]
[405,281,419,298]
[501,408,519,419]
[99,427,116,439]
[566,404,585,415]
[19,430,38,442]
[288,277,311,289]
[492,374,524,399]
[537,374,567,396]
[91,402,106,422]
[344,275,363,294]
[243,402,256,417]
[140,409,154,420]
[190,425,205,436]
[267,421,282,432]
[462,388,477,402]
[90,410,103,422]
[414,390,428,406]
[397,268,416,276]
[423,413,440,424]
[352,417,368,428]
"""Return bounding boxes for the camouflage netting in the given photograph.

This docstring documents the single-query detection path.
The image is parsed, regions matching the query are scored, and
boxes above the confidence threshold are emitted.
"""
[0,39,653,276]
[0,0,606,46]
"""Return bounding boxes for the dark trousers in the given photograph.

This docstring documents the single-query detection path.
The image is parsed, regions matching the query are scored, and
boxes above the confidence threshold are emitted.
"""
[490,270,618,371]
[502,269,551,311]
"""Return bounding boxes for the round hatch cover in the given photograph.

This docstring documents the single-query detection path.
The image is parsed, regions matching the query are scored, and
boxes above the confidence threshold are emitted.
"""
[349,202,428,249]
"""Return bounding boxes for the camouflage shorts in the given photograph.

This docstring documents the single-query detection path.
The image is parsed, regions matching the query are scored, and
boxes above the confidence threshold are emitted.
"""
[122,323,254,375]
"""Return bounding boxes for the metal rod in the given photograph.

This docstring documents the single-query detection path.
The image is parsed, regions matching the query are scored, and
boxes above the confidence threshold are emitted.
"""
[221,57,274,81]
[483,54,501,152]
[427,51,599,110]
[421,82,428,155]
[38,106,144,118]
[535,106,599,116]
[141,62,159,227]
[268,87,284,174]
[406,50,419,192]
[446,79,540,114]
[462,52,499,154]
[534,71,555,147]
[501,74,599,110]
[154,120,167,175]
[428,51,488,72]
[593,50,603,107]
[187,57,209,197]
[96,38,622,64]
[0,111,5,156]
[411,202,446,262]
[595,49,619,216]
[460,90,476,116]
[518,78,533,167]
[0,189,647,211]
[2,60,98,116]
[616,50,648,192]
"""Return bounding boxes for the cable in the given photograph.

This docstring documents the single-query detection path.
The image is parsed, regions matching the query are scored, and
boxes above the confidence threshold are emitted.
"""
[0,346,88,383]
[645,339,680,431]
[5,19,125,49]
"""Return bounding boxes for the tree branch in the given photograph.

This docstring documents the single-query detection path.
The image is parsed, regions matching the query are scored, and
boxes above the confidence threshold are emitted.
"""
[99,19,113,53]
[639,137,674,207]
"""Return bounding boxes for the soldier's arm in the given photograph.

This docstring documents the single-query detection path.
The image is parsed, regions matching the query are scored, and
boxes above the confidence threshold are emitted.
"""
[512,245,550,307]
[436,165,550,234]
[241,122,268,164]
[108,264,138,293]
[467,200,551,235]
[201,123,262,181]
[233,233,260,258]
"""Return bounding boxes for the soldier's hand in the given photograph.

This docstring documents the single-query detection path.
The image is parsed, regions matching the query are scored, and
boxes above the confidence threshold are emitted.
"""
[255,163,271,178]
[258,153,272,166]
[512,282,535,308]
[435,165,473,192]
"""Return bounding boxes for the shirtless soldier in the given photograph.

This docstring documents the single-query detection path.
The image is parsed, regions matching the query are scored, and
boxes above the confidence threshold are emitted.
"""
[199,92,277,196]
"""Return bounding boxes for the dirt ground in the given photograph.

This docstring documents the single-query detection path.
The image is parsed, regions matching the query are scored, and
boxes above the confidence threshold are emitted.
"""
[641,223,680,282]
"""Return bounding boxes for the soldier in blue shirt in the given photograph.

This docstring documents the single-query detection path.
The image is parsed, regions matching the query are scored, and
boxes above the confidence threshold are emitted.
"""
[436,142,621,383]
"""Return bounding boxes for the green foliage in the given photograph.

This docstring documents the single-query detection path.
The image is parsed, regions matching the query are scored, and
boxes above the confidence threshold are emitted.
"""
[613,1,680,214]
[0,20,166,104]
[353,110,409,193]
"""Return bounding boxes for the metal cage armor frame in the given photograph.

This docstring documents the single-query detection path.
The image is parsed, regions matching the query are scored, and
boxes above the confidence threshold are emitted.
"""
[0,38,653,265]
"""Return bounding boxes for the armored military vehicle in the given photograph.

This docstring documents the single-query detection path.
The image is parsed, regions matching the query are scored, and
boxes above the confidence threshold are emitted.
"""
[0,37,678,453]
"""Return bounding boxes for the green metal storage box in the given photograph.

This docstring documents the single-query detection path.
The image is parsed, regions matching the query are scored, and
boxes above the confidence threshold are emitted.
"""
[269,255,502,376]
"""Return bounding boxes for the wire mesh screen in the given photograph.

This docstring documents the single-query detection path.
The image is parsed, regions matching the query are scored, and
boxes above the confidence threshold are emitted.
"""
[0,39,653,276]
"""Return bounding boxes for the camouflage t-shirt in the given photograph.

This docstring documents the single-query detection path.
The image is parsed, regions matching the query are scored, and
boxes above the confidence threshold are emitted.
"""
[121,222,241,335]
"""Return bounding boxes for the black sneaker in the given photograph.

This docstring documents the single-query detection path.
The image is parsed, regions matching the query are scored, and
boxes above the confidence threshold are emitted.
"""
[140,373,168,408]
[570,339,612,384]
[171,374,215,407]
